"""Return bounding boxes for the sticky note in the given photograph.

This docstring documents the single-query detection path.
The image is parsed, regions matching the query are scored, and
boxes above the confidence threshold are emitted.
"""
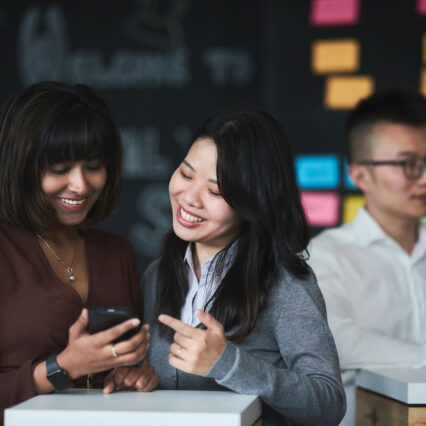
[342,195,365,223]
[421,69,426,97]
[344,160,357,189]
[301,192,340,227]
[325,75,374,109]
[416,0,426,16]
[296,155,340,189]
[312,39,360,74]
[310,0,360,27]
[422,217,426,225]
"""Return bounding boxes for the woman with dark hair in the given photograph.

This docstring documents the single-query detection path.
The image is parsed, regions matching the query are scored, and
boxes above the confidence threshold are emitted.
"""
[140,110,346,425]
[0,81,157,424]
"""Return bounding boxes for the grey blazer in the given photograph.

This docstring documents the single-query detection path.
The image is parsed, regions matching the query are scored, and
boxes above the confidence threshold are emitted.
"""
[141,260,346,426]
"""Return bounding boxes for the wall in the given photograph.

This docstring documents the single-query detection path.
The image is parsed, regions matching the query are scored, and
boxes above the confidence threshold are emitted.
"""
[0,0,425,269]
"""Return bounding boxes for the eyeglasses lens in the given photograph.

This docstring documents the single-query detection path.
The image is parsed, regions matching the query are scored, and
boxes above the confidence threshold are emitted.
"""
[404,158,426,179]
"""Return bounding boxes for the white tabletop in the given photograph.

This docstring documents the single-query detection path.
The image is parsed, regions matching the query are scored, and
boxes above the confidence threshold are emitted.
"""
[356,368,426,404]
[5,389,261,426]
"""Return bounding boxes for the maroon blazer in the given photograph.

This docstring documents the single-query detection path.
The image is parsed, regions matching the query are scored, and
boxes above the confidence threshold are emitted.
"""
[0,224,142,424]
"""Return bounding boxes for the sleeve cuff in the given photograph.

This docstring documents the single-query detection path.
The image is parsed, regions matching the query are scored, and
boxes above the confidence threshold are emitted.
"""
[205,341,238,381]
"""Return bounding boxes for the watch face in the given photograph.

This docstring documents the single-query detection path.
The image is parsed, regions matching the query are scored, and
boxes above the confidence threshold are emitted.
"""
[49,369,74,391]
[46,355,73,391]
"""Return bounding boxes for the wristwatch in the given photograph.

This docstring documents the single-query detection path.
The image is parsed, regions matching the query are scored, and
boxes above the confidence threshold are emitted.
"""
[46,354,74,391]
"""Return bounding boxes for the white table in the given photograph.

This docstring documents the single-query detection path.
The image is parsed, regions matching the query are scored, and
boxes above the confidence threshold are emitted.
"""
[5,389,262,426]
[355,368,426,426]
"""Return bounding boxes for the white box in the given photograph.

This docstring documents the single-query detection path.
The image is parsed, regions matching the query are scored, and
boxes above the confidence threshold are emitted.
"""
[356,368,426,404]
[5,389,261,426]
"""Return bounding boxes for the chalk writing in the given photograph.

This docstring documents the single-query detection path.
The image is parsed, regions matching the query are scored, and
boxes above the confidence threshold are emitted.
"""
[130,184,171,257]
[17,5,191,88]
[123,0,190,49]
[17,4,69,85]
[203,48,255,86]
[121,127,172,179]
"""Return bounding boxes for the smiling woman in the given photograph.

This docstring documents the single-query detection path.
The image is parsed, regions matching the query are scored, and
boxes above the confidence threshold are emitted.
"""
[0,82,158,425]
[141,110,346,426]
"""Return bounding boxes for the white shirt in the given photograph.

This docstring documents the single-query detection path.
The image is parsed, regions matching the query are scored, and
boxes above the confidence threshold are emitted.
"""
[309,207,426,426]
[180,244,234,327]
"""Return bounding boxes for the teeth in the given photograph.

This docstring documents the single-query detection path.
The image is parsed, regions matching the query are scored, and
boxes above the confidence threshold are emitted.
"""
[59,197,85,205]
[180,208,203,223]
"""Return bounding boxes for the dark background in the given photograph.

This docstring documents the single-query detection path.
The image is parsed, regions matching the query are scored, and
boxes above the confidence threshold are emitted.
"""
[0,0,424,270]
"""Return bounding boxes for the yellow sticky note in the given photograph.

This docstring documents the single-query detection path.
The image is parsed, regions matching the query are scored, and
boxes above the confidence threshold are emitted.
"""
[423,33,426,64]
[325,75,374,109]
[342,195,365,223]
[421,68,426,97]
[312,39,360,74]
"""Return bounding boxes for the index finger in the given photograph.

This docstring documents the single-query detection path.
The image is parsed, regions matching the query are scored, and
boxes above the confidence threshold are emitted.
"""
[158,314,197,337]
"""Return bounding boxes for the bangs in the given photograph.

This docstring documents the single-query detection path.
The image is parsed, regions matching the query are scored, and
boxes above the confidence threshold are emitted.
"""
[39,105,117,166]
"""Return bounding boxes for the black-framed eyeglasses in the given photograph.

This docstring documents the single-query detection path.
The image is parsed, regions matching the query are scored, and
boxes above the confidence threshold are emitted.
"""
[357,157,426,180]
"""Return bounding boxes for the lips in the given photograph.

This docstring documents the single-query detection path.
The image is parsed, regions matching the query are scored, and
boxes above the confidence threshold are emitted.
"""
[412,194,426,202]
[177,206,205,227]
[57,196,87,210]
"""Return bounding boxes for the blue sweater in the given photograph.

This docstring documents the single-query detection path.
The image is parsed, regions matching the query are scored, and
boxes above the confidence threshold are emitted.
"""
[141,260,346,425]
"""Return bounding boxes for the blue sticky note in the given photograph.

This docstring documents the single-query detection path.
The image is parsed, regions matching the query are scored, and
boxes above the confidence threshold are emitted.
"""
[344,159,357,189]
[296,155,340,189]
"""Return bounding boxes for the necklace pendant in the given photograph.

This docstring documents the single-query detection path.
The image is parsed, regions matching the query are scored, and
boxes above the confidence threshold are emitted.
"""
[68,266,76,283]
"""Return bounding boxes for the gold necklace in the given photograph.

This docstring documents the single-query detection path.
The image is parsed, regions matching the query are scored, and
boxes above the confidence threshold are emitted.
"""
[37,234,77,282]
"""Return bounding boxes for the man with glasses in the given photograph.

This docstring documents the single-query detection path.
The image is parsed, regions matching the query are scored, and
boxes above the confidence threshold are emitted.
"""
[309,88,426,426]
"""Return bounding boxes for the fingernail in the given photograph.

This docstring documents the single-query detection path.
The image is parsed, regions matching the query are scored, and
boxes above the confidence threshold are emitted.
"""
[143,324,150,331]
[132,319,141,326]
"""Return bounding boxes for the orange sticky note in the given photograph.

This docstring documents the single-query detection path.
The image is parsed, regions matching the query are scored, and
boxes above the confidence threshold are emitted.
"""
[312,39,360,74]
[342,195,365,223]
[325,75,374,109]
[421,69,426,97]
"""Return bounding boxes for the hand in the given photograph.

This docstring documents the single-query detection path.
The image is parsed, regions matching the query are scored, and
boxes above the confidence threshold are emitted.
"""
[158,310,226,376]
[103,361,159,393]
[57,309,150,379]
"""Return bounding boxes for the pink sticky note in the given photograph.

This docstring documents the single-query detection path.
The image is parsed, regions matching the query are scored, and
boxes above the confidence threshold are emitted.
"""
[416,0,426,15]
[310,0,360,27]
[301,192,340,227]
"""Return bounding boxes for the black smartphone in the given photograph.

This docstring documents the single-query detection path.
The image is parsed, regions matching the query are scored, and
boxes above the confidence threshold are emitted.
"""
[87,307,141,343]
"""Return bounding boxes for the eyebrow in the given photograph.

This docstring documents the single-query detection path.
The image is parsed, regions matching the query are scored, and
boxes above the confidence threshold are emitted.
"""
[182,160,218,184]
[396,151,425,157]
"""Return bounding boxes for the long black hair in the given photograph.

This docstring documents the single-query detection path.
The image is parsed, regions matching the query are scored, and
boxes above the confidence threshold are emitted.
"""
[156,110,310,342]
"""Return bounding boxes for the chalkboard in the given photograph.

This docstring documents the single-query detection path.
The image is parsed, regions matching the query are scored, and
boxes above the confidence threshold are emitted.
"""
[0,1,424,270]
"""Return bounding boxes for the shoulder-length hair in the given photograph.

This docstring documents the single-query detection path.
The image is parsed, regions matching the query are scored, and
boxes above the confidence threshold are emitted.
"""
[0,81,122,233]
[156,110,310,342]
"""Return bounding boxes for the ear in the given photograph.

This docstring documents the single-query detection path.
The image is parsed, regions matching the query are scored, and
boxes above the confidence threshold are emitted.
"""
[348,164,372,193]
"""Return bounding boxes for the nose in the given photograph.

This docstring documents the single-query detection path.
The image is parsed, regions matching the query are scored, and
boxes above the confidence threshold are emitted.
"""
[68,165,88,194]
[183,183,203,209]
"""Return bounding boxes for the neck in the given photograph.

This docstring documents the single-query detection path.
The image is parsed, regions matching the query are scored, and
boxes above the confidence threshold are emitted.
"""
[365,205,419,254]
[191,243,223,281]
[39,227,80,246]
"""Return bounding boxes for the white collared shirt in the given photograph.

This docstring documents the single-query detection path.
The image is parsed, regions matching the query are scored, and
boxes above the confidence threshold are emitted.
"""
[180,244,234,327]
[309,207,426,426]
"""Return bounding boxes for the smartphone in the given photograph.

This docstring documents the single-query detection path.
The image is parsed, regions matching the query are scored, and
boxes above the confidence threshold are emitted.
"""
[87,307,141,343]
